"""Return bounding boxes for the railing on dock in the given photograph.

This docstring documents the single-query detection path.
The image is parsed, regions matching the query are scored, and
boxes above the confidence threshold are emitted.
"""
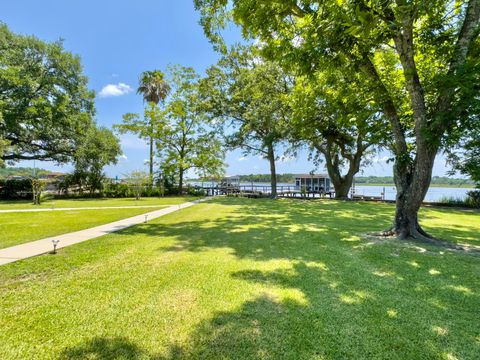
[199,184,335,199]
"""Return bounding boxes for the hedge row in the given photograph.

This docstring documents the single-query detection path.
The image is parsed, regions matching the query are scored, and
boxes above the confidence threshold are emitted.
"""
[0,179,33,199]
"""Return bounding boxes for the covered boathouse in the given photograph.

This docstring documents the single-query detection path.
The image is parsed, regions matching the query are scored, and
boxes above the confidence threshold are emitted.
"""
[294,173,331,193]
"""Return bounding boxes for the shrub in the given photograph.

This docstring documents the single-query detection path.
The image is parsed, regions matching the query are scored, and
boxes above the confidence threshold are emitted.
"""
[438,190,480,208]
[103,183,132,198]
[0,179,32,199]
[187,185,206,196]
[466,190,480,207]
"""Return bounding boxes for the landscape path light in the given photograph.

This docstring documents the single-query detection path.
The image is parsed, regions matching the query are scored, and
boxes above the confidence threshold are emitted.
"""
[51,239,60,254]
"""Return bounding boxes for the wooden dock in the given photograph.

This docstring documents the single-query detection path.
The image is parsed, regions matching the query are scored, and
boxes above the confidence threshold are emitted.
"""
[199,184,335,199]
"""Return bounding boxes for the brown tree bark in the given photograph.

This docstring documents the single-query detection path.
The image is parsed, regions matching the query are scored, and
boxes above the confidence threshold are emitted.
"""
[367,0,480,242]
[178,168,184,196]
[316,136,365,200]
[267,142,277,199]
[149,135,154,186]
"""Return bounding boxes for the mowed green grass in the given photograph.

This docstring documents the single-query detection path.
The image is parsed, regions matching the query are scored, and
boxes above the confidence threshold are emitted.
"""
[0,196,199,210]
[0,207,166,249]
[0,198,479,359]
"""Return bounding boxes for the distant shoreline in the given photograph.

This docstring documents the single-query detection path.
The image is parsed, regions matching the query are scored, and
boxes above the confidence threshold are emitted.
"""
[188,180,475,189]
[355,183,475,189]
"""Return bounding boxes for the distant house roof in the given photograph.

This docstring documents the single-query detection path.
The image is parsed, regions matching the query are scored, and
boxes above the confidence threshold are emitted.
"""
[294,173,329,178]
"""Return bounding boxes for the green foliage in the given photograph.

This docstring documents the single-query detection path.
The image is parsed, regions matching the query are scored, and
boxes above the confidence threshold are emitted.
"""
[448,128,480,186]
[186,185,206,197]
[102,182,132,198]
[201,46,291,159]
[102,182,177,198]
[158,65,225,192]
[137,70,170,105]
[124,170,150,200]
[31,178,46,205]
[0,137,7,168]
[196,0,479,153]
[115,103,166,184]
[0,23,95,163]
[195,0,480,233]
[69,126,121,195]
[115,104,165,142]
[117,69,170,183]
[0,178,32,199]
[438,190,480,208]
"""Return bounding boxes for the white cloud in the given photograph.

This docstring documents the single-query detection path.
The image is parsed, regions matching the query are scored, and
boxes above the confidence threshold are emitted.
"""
[119,154,128,161]
[237,156,247,161]
[99,83,133,98]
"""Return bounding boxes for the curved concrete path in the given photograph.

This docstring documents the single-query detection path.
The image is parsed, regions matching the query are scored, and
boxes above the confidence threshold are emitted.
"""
[0,198,208,266]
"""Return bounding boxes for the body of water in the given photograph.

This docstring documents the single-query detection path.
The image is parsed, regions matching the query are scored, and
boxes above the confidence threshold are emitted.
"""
[353,185,471,202]
[190,181,472,202]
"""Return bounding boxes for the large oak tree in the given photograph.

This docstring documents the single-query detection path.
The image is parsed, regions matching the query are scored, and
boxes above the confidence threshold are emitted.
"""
[290,66,388,199]
[196,0,480,243]
[0,23,95,163]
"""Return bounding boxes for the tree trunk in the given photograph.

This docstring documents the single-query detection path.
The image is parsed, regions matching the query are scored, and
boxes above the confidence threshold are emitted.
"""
[267,143,277,199]
[333,180,352,199]
[149,135,154,186]
[178,168,184,196]
[387,151,436,240]
[318,137,363,200]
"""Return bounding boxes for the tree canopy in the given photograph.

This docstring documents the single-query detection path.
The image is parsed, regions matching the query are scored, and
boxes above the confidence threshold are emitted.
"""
[200,46,292,198]
[69,126,122,194]
[137,70,171,105]
[0,23,95,163]
[159,65,225,193]
[289,64,388,198]
[196,0,480,242]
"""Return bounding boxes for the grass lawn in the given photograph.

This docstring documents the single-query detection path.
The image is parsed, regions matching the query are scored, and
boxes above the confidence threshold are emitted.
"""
[0,207,166,249]
[0,198,479,359]
[0,196,199,210]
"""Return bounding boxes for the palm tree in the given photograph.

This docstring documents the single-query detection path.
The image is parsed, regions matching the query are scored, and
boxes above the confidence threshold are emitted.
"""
[137,70,170,184]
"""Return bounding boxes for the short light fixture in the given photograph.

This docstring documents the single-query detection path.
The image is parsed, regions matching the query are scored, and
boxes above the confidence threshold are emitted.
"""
[144,214,148,223]
[51,239,60,254]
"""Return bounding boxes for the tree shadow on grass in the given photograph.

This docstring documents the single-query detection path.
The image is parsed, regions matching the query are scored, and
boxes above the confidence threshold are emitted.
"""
[58,262,477,359]
[159,261,478,359]
[117,197,394,262]
[59,337,146,359]
[85,197,480,359]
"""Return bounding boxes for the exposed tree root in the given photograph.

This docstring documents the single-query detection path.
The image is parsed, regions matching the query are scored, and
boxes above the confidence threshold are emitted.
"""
[370,226,479,253]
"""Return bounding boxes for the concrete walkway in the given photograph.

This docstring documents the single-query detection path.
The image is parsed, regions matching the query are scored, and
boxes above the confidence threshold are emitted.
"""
[0,205,171,213]
[0,198,208,266]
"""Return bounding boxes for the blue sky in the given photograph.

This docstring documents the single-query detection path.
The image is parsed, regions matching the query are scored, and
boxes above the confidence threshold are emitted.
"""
[2,0,452,178]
